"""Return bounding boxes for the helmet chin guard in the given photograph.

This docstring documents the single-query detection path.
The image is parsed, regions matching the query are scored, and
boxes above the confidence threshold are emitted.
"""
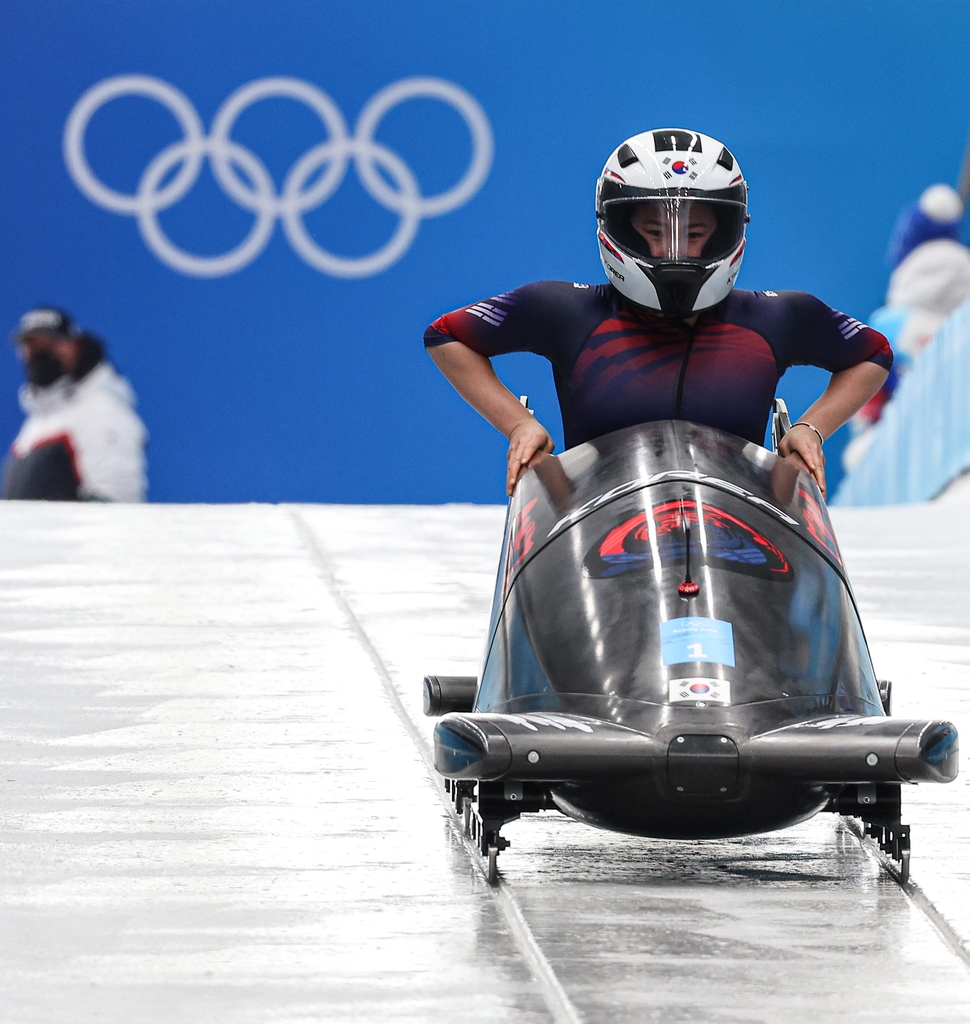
[595,129,748,317]
[650,263,717,317]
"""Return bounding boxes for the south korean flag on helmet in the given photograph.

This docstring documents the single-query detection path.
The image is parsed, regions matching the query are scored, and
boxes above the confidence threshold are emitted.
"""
[595,129,748,318]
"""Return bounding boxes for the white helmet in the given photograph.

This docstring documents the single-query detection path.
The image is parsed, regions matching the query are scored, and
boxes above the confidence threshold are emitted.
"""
[595,129,748,317]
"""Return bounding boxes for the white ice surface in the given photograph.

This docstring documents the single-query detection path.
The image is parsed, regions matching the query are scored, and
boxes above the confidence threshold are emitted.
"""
[833,496,970,955]
[1,500,969,1023]
[0,504,546,1024]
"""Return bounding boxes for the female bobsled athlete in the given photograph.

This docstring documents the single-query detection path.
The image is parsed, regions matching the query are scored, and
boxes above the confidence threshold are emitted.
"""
[425,129,891,498]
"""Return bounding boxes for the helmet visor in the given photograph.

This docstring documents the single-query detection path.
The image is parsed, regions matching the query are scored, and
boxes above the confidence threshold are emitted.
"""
[602,197,745,264]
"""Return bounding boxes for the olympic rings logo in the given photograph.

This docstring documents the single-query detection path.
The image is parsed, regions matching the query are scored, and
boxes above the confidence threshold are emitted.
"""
[63,75,493,278]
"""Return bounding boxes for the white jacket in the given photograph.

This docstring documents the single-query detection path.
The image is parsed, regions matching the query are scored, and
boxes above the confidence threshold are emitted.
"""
[11,362,148,502]
[885,238,970,358]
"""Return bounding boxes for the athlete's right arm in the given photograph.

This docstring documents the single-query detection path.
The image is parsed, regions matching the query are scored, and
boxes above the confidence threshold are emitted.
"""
[428,341,554,495]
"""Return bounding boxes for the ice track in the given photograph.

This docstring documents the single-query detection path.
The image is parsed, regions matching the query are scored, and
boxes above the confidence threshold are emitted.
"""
[1,500,970,1022]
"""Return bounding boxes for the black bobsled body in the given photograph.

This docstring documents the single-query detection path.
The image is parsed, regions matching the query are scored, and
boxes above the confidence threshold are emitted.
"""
[429,421,957,877]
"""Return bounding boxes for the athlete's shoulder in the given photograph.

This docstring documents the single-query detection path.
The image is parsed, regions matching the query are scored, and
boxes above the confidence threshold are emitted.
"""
[508,279,614,306]
[724,288,887,370]
[723,287,815,309]
[426,280,613,360]
[763,291,876,340]
[722,288,838,326]
[516,279,611,294]
[488,280,615,328]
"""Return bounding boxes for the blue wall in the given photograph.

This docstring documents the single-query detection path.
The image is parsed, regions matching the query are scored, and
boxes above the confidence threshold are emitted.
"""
[2,0,969,503]
[834,300,970,506]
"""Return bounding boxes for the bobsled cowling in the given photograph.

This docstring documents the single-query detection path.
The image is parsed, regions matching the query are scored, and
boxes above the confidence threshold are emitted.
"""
[477,420,880,720]
[431,421,957,844]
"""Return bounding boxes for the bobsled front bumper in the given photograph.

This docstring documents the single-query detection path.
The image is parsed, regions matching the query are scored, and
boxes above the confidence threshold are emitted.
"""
[434,712,959,785]
[435,712,663,781]
[748,716,958,784]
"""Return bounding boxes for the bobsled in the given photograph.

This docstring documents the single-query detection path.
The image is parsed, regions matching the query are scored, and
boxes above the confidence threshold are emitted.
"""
[424,413,958,884]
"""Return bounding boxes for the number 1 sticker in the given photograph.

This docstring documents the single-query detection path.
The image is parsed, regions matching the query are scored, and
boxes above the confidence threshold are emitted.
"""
[660,617,735,667]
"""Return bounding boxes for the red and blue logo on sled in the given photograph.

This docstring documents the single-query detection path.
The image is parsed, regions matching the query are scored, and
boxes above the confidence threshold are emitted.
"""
[584,499,792,581]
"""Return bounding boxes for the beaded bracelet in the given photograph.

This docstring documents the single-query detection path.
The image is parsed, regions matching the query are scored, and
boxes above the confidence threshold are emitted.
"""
[790,421,825,446]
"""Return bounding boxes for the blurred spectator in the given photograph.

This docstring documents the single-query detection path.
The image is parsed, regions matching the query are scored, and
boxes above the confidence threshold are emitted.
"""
[844,185,970,471]
[3,308,147,501]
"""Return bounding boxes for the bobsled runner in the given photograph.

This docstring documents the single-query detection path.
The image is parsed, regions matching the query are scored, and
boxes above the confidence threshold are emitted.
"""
[424,412,958,884]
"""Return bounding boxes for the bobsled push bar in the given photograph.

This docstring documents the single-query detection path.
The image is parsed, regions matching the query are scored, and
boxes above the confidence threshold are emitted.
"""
[771,396,793,454]
[422,675,477,716]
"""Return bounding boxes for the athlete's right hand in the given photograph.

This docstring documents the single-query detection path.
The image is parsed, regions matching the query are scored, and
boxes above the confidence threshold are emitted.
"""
[506,420,555,496]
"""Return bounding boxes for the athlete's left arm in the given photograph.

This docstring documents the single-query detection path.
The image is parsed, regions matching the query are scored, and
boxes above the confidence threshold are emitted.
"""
[778,360,888,498]
[774,294,893,497]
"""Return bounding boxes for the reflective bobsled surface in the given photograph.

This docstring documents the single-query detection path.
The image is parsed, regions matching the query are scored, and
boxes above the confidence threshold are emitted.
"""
[429,421,958,878]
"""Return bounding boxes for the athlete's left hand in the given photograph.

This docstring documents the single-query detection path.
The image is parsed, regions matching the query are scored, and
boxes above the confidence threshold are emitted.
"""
[779,424,826,498]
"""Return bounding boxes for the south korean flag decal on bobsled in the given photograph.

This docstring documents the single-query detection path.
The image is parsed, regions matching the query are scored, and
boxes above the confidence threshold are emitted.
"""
[668,677,732,705]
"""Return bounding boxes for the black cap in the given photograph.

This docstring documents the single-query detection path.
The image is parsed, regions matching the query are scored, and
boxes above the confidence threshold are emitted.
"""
[15,307,79,341]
